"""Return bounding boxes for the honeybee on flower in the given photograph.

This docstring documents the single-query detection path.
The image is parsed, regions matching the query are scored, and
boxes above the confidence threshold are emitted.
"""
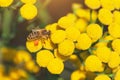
[27,28,51,42]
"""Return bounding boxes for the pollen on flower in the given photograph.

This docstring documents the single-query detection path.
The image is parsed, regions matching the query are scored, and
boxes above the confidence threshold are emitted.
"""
[34,40,39,46]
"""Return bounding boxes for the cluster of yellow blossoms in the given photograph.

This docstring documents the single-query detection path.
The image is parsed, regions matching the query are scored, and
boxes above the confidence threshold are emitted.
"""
[25,0,120,80]
[0,0,37,20]
[0,47,40,80]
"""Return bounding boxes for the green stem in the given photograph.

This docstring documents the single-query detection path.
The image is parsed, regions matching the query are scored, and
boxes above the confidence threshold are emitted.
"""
[2,8,13,45]
[89,9,93,24]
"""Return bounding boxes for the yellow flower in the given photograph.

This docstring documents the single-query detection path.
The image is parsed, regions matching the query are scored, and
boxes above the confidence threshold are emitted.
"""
[36,50,54,67]
[87,23,103,42]
[14,50,32,64]
[75,8,87,18]
[45,23,58,34]
[25,60,35,71]
[26,40,42,52]
[76,33,92,50]
[72,3,83,10]
[21,0,36,4]
[108,51,120,68]
[54,49,69,62]
[51,30,66,44]
[58,15,75,29]
[42,38,55,50]
[20,4,37,20]
[65,26,80,41]
[0,0,13,7]
[112,39,120,54]
[85,55,104,72]
[85,0,101,9]
[47,58,64,74]
[115,69,120,80]
[58,39,75,56]
[98,8,113,25]
[17,69,27,78]
[3,77,12,80]
[113,0,120,9]
[96,46,111,63]
[75,8,97,22]
[108,23,120,38]
[100,0,115,11]
[67,13,77,22]
[71,70,86,80]
[113,11,120,24]
[9,70,20,80]
[95,74,111,80]
[74,18,88,32]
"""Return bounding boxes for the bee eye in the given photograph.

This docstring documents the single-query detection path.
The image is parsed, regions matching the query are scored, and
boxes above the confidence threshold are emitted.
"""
[42,30,48,35]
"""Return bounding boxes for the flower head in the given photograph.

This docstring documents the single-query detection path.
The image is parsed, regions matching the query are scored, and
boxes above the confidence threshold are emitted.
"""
[85,55,104,72]
[76,33,92,50]
[36,50,54,67]
[20,4,37,20]
[85,0,101,9]
[26,40,42,52]
[47,58,64,74]
[98,8,113,25]
[51,30,66,44]
[58,39,75,56]
[95,74,111,80]
[0,0,13,7]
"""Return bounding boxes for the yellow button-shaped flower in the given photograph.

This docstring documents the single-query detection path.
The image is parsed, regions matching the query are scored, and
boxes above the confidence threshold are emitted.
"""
[47,58,64,74]
[21,0,36,4]
[51,30,66,44]
[58,16,75,29]
[87,23,103,42]
[45,23,58,34]
[85,0,101,9]
[58,39,75,56]
[112,39,120,54]
[71,70,86,80]
[74,19,88,32]
[76,33,92,50]
[26,40,42,52]
[96,46,111,63]
[95,74,111,80]
[114,0,120,9]
[98,8,113,25]
[108,23,120,38]
[65,27,80,41]
[100,0,115,11]
[115,69,120,80]
[108,51,120,68]
[113,11,120,24]
[36,50,54,67]
[42,39,55,50]
[14,50,31,64]
[54,49,69,62]
[85,55,104,72]
[20,4,37,20]
[0,0,13,7]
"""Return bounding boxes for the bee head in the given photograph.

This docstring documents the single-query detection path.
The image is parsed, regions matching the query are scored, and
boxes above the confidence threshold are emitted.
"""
[42,30,51,35]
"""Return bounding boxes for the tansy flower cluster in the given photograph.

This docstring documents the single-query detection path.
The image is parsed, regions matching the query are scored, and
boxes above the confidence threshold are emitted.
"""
[0,47,40,80]
[0,0,37,20]
[26,0,120,79]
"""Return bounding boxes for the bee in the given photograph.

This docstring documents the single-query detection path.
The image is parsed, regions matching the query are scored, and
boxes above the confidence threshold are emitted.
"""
[27,28,51,41]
